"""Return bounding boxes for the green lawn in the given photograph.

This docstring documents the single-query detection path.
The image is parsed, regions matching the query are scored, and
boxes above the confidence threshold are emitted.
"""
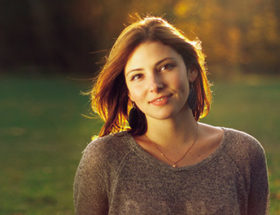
[0,75,279,214]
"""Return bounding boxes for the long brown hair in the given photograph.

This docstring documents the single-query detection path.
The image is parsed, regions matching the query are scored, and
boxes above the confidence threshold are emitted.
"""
[91,16,212,137]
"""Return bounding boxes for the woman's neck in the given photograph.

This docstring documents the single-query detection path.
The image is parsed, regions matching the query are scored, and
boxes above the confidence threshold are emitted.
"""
[144,108,198,148]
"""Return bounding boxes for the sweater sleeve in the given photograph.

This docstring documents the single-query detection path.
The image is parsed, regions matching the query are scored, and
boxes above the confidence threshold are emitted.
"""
[247,138,269,215]
[73,139,109,215]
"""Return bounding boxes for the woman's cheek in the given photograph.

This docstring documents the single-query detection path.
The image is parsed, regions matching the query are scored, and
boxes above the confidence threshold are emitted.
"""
[128,85,144,102]
[166,73,182,89]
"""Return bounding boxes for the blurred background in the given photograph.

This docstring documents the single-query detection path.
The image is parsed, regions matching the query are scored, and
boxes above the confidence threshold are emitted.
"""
[0,0,279,214]
[1,0,280,77]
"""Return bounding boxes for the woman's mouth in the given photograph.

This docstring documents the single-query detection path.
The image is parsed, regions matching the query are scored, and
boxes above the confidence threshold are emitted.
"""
[149,95,172,106]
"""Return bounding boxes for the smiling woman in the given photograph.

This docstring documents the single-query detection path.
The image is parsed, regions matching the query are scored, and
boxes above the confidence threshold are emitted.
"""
[124,41,196,123]
[90,16,211,136]
[73,16,269,215]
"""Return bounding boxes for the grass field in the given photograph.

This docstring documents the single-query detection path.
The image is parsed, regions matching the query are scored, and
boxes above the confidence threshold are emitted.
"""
[0,75,279,214]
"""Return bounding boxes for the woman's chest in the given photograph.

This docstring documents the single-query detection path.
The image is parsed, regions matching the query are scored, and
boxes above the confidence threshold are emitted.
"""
[107,160,248,215]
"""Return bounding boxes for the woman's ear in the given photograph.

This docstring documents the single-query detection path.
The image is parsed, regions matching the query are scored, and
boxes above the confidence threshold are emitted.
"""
[127,93,135,105]
[188,69,198,83]
[127,91,132,101]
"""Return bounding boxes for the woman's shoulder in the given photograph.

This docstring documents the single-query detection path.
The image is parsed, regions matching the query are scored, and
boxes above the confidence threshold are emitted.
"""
[221,127,266,162]
[87,131,128,147]
[222,127,263,150]
[199,123,264,153]
[81,131,132,164]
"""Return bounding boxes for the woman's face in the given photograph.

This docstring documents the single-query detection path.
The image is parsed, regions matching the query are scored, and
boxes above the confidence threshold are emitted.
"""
[124,41,197,122]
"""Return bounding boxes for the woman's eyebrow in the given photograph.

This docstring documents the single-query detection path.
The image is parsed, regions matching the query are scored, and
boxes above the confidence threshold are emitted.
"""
[125,68,144,77]
[154,57,175,67]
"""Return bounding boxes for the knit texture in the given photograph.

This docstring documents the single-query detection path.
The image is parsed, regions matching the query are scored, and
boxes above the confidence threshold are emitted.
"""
[73,127,269,215]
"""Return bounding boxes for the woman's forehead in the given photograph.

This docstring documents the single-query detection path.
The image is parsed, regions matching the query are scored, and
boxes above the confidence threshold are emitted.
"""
[125,41,182,72]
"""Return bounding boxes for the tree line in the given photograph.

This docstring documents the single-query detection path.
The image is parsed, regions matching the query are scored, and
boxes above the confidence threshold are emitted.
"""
[0,0,279,76]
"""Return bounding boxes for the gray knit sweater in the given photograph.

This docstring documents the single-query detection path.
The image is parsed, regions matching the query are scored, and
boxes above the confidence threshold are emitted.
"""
[73,127,269,215]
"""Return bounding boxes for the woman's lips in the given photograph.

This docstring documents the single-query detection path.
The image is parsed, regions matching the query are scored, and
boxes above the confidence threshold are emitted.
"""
[148,94,172,106]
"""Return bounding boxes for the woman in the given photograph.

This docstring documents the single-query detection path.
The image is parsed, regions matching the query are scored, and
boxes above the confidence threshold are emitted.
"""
[74,17,269,215]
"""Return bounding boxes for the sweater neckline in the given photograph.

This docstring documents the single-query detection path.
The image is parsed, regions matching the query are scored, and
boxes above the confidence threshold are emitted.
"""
[125,127,227,172]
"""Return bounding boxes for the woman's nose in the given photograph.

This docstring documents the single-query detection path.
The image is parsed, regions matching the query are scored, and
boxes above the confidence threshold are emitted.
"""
[149,73,164,92]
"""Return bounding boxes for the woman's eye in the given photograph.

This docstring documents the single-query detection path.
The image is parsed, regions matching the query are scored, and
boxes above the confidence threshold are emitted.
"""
[160,63,176,72]
[131,74,142,81]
